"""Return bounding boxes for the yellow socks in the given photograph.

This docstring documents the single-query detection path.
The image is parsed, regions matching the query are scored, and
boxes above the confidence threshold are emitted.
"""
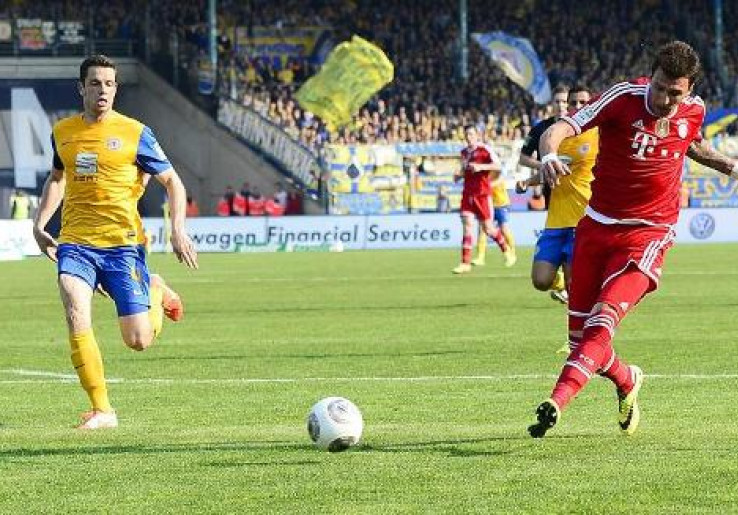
[148,281,164,339]
[551,269,566,291]
[70,329,112,413]
[475,226,488,261]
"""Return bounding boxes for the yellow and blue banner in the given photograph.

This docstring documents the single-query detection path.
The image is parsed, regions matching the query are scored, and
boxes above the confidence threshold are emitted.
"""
[472,31,551,105]
[234,26,329,69]
[296,35,394,129]
[703,108,738,138]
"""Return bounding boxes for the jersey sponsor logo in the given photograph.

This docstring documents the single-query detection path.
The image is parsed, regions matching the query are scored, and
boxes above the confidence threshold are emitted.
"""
[631,131,658,160]
[688,212,715,240]
[107,137,122,150]
[75,152,98,175]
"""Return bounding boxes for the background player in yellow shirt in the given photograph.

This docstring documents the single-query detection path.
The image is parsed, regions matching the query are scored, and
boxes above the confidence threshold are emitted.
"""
[32,55,199,429]
[472,167,517,267]
[518,85,597,304]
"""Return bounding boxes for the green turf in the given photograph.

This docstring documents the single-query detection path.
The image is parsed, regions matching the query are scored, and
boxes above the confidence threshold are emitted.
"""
[1,245,737,513]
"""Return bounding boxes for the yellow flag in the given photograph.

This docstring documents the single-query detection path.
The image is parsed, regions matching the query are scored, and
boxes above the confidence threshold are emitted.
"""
[296,35,394,129]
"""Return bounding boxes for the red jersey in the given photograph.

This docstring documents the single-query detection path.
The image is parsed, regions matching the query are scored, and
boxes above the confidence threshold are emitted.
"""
[460,143,499,197]
[562,79,705,226]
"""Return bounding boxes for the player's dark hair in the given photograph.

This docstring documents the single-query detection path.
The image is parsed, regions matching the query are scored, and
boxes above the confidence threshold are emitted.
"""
[651,41,702,86]
[552,85,569,97]
[79,54,117,83]
[463,124,477,132]
[568,83,589,97]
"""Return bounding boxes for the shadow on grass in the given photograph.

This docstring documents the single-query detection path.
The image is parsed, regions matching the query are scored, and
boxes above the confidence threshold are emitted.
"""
[0,441,307,459]
[358,432,605,457]
[357,437,525,458]
[0,434,589,461]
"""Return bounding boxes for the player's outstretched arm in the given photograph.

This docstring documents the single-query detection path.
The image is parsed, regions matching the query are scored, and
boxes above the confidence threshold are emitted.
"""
[686,140,738,179]
[518,154,540,170]
[155,169,199,269]
[32,169,65,262]
[538,121,575,188]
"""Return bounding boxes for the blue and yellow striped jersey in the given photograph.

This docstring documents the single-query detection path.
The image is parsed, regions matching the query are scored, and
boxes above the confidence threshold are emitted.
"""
[546,128,598,229]
[52,111,172,247]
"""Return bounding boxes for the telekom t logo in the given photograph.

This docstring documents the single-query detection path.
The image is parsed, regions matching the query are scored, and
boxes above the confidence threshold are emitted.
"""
[631,131,658,160]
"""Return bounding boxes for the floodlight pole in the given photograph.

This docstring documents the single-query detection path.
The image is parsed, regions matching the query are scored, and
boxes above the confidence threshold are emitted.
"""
[209,0,217,78]
[713,0,726,106]
[459,0,469,81]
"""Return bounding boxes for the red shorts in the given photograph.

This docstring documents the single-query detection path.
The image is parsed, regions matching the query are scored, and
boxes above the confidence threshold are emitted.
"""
[569,216,676,314]
[460,194,492,221]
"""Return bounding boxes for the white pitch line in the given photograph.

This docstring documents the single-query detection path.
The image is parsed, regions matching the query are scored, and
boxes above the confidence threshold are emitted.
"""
[0,369,123,382]
[2,369,738,385]
[3,369,83,380]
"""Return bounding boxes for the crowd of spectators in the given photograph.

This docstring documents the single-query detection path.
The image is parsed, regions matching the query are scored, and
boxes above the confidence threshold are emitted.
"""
[4,0,737,152]
[203,0,738,154]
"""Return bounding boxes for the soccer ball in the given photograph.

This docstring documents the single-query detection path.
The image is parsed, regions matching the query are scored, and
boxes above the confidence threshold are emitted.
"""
[307,397,363,452]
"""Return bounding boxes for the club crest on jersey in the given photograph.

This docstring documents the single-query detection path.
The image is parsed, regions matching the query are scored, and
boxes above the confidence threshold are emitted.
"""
[655,118,670,138]
[107,137,122,150]
[677,119,688,139]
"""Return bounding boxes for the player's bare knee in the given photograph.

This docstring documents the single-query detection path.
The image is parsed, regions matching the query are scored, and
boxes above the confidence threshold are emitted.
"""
[531,276,552,291]
[531,271,553,291]
[482,223,498,238]
[65,308,89,333]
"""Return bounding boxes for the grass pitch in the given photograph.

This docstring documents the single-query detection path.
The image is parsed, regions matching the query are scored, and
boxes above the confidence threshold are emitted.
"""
[1,245,737,513]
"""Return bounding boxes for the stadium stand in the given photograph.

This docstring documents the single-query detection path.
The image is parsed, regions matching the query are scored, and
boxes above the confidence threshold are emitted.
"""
[1,0,737,215]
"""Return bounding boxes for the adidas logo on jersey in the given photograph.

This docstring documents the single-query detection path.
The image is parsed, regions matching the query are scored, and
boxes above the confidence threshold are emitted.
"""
[632,119,644,129]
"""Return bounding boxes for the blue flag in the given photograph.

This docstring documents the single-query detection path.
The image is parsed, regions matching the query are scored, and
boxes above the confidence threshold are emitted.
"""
[472,31,551,105]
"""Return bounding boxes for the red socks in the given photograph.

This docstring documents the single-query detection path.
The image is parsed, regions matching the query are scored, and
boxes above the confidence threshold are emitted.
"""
[461,234,472,264]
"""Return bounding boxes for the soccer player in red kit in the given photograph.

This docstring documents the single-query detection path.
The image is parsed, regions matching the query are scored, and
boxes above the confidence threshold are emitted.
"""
[452,125,512,274]
[528,41,738,438]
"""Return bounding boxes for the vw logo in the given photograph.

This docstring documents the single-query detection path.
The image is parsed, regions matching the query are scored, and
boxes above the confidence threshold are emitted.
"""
[689,213,715,240]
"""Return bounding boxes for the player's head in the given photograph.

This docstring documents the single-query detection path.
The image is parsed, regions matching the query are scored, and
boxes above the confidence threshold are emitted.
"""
[648,41,701,117]
[78,54,118,118]
[568,84,591,111]
[552,85,569,117]
[464,124,480,146]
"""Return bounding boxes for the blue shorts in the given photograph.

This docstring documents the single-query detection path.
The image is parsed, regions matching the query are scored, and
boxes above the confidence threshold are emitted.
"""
[494,206,510,226]
[533,228,575,268]
[57,243,151,317]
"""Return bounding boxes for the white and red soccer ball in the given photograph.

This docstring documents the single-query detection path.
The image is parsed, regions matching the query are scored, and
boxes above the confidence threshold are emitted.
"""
[307,397,363,452]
